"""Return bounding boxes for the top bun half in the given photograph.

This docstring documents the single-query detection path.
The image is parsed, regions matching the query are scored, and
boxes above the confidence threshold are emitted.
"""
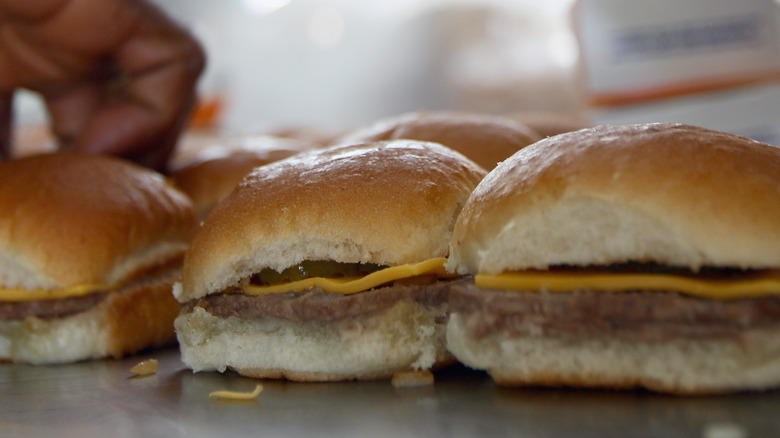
[179,140,487,301]
[170,135,319,219]
[335,111,542,170]
[447,123,780,275]
[0,152,197,291]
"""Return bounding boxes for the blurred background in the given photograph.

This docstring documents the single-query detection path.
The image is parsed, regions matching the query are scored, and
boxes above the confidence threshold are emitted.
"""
[151,0,585,134]
[13,0,780,145]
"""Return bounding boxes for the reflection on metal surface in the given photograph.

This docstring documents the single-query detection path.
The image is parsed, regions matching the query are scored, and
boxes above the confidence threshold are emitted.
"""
[1,347,779,437]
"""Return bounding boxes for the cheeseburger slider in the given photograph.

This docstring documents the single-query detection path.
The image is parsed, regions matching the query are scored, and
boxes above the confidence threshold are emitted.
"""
[0,152,197,364]
[445,123,780,394]
[170,135,319,220]
[335,111,542,170]
[174,140,486,381]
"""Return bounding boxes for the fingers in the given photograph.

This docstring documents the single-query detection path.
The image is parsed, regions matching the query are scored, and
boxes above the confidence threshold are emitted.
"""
[43,77,105,148]
[60,55,201,172]
[0,92,11,160]
[45,0,205,172]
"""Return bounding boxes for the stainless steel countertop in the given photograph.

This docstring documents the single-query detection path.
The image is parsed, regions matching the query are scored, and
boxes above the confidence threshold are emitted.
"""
[2,346,779,438]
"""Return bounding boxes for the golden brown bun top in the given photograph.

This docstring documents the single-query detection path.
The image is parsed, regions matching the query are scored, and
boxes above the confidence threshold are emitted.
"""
[179,140,487,301]
[335,111,542,170]
[267,125,345,146]
[170,135,319,220]
[447,123,780,275]
[0,152,197,290]
[506,111,592,138]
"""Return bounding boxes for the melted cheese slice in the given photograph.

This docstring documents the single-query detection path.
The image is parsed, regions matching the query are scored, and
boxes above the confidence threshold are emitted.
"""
[241,257,454,295]
[0,283,115,302]
[476,270,780,300]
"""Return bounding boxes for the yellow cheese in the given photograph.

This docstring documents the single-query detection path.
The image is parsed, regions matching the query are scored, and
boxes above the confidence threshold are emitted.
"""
[476,270,780,300]
[0,283,115,302]
[129,359,159,376]
[209,384,264,400]
[242,257,454,295]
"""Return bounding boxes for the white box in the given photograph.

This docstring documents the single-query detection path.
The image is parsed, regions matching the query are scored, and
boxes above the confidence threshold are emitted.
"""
[576,0,780,105]
[575,0,780,146]
[592,82,780,146]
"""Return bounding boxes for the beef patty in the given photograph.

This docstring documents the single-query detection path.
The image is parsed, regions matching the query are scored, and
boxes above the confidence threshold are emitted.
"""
[450,282,780,341]
[0,263,181,320]
[180,277,468,323]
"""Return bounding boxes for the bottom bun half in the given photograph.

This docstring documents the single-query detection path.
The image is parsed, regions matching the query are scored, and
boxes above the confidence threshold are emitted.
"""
[446,285,780,394]
[175,297,454,382]
[448,315,780,394]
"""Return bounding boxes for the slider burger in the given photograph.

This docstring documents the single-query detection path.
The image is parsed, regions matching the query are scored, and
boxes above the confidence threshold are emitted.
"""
[170,135,319,220]
[335,111,542,170]
[445,123,780,394]
[174,140,486,381]
[0,152,197,364]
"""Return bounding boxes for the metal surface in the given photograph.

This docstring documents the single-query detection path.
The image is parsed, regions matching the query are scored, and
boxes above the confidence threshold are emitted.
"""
[1,346,779,438]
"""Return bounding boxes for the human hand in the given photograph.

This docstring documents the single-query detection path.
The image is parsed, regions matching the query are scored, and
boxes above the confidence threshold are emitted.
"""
[0,0,205,172]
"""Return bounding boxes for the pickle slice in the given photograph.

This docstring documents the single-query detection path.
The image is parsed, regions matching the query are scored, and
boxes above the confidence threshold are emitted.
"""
[252,261,386,285]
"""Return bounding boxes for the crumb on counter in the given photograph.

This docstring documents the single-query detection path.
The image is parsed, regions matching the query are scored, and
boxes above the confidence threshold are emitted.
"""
[209,384,264,401]
[392,370,434,388]
[129,358,159,376]
[703,422,747,438]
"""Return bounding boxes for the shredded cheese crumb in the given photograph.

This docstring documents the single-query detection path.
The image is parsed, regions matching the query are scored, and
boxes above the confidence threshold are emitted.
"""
[129,358,159,376]
[209,384,264,400]
[391,370,434,388]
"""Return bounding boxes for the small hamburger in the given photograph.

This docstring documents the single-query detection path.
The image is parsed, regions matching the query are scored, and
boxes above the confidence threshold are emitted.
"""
[170,135,319,220]
[445,123,780,394]
[174,140,486,381]
[335,111,542,170]
[0,152,197,364]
